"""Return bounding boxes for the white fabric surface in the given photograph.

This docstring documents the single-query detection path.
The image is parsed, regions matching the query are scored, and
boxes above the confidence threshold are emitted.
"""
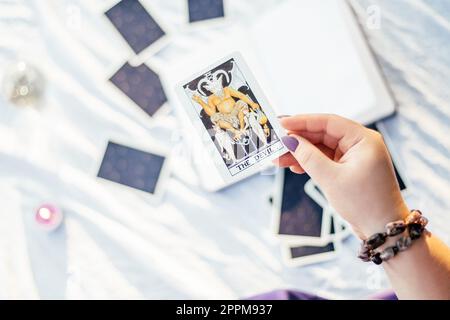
[0,0,449,299]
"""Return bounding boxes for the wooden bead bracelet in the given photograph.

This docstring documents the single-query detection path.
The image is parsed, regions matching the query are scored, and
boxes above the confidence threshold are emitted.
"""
[358,210,428,265]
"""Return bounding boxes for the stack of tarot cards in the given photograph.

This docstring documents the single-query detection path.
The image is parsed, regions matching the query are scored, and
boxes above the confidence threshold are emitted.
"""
[271,122,409,267]
[272,169,352,267]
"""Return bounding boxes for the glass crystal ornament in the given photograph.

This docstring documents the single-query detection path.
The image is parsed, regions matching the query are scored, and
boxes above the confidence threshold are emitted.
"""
[2,61,45,107]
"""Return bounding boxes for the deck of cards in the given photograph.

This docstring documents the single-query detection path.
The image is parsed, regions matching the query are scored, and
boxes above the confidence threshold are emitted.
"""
[272,169,352,267]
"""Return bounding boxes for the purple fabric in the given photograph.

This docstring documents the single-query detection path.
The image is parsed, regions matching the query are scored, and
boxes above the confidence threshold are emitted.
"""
[370,290,398,300]
[246,290,325,300]
[246,289,397,300]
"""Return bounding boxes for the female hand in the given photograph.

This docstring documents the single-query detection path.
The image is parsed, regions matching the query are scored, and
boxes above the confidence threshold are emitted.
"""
[275,114,409,239]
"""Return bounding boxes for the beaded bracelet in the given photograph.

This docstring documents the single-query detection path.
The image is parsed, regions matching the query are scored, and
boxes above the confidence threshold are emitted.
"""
[358,210,428,265]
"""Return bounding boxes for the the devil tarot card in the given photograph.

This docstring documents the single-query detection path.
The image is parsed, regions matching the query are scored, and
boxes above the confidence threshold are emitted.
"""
[176,52,288,182]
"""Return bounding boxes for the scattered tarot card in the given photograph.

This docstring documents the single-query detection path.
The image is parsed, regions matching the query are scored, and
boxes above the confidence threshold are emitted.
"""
[272,168,331,244]
[304,179,353,240]
[329,211,352,239]
[282,240,340,268]
[176,52,288,182]
[187,0,225,24]
[304,179,328,210]
[109,62,167,117]
[97,141,170,201]
[281,208,345,267]
[105,0,167,56]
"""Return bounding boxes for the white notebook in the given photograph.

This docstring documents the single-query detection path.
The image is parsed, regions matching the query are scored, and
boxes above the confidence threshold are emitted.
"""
[240,0,395,123]
[162,0,395,191]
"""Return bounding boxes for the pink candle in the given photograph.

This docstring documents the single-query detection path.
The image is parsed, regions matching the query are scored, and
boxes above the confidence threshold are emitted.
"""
[35,204,63,231]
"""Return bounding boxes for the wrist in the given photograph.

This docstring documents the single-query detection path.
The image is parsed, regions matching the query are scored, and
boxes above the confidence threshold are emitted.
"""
[357,209,429,265]
[356,201,410,240]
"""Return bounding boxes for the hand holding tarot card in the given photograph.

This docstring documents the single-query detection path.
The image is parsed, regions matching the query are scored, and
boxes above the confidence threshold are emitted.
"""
[176,53,288,183]
[272,123,409,267]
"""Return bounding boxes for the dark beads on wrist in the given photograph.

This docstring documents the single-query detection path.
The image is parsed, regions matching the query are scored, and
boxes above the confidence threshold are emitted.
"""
[371,252,383,265]
[358,210,427,264]
[385,220,406,236]
[405,210,422,224]
[365,232,387,250]
[408,223,424,240]
[396,236,412,251]
[380,246,398,261]
[358,246,371,262]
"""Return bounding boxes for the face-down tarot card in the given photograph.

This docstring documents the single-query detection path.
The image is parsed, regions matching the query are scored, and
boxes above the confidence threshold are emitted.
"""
[176,52,288,182]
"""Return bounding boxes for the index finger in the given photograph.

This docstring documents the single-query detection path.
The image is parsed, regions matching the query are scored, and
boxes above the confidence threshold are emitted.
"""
[280,114,365,153]
[280,114,359,138]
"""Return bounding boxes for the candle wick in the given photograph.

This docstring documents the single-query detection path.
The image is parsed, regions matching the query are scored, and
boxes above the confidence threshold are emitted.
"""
[39,208,52,220]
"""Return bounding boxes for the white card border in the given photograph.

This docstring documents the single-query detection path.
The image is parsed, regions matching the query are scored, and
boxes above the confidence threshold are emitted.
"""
[281,239,340,268]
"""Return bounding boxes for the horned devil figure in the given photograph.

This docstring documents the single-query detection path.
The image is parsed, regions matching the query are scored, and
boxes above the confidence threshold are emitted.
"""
[191,67,270,142]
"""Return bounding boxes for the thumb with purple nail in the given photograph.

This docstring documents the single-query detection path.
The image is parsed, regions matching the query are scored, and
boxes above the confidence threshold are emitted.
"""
[281,134,338,187]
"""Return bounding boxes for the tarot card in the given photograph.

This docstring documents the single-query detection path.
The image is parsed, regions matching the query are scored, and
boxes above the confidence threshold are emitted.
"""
[104,0,170,65]
[109,62,168,118]
[304,179,328,209]
[304,179,353,240]
[186,0,227,26]
[272,168,331,243]
[282,207,349,246]
[97,141,170,201]
[330,211,352,240]
[281,240,340,267]
[176,52,288,182]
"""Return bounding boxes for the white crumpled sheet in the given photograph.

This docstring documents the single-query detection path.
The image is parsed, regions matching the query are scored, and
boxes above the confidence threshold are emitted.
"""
[0,0,448,299]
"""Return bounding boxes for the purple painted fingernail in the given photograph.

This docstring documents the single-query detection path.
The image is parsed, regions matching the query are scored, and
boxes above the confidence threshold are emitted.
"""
[282,136,299,152]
